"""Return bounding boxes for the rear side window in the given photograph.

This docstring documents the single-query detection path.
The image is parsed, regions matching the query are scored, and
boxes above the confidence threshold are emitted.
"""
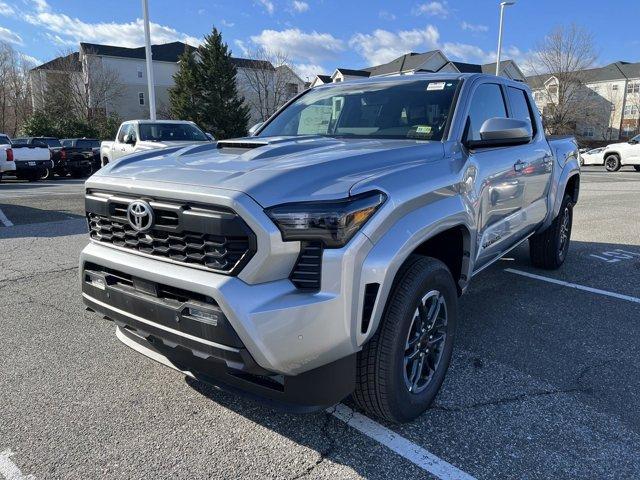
[466,83,507,142]
[508,86,536,136]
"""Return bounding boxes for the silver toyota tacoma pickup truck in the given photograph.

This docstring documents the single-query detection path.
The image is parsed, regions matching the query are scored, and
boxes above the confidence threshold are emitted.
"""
[80,73,580,422]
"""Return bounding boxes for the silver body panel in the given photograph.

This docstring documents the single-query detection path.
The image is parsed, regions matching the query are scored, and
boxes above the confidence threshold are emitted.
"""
[81,73,580,376]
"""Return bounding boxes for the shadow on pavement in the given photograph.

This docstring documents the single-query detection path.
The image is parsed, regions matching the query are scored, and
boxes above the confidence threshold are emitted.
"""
[0,203,86,239]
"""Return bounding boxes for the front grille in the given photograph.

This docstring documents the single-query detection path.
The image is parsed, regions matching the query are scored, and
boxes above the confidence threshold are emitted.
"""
[290,242,323,291]
[86,191,256,275]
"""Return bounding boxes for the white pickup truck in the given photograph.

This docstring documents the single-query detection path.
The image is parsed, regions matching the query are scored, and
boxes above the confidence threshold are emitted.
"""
[0,134,53,182]
[100,120,213,166]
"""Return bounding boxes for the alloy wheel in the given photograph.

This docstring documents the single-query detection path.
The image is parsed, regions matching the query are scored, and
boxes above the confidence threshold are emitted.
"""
[403,290,448,394]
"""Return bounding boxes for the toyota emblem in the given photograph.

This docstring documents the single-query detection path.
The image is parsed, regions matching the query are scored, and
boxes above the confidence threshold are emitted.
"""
[127,200,154,232]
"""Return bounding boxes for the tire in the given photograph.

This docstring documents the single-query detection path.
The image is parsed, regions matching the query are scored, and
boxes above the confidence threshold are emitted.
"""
[634,166,640,172]
[529,194,574,270]
[352,256,458,423]
[102,157,109,167]
[40,166,52,180]
[604,154,621,172]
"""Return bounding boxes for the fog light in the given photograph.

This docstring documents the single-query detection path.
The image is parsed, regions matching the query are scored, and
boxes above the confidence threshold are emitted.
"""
[186,307,219,326]
[86,274,106,290]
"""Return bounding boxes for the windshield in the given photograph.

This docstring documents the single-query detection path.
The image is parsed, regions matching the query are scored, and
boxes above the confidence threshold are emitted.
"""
[258,79,460,141]
[138,123,208,142]
[34,138,61,148]
[0,136,10,145]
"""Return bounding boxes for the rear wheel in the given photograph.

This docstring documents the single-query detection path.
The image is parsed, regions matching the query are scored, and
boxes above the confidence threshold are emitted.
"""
[101,157,109,167]
[529,194,573,269]
[352,256,457,423]
[604,154,621,172]
[40,166,52,180]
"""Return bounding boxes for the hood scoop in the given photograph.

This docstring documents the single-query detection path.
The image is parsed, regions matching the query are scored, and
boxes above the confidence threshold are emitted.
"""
[216,139,269,151]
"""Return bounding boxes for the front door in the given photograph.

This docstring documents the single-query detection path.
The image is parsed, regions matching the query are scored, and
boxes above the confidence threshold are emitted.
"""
[465,83,527,270]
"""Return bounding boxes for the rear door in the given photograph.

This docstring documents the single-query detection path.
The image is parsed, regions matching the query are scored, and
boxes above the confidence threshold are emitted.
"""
[465,82,527,270]
[505,86,553,231]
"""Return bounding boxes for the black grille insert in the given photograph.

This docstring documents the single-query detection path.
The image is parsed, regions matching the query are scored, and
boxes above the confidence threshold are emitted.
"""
[290,242,323,291]
[86,191,256,275]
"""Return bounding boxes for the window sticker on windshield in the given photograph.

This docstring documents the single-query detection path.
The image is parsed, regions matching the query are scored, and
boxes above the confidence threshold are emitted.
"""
[426,82,446,91]
[416,125,432,134]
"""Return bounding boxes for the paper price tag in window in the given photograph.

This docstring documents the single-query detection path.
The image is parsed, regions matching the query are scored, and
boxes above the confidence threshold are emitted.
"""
[426,82,446,91]
[416,125,432,134]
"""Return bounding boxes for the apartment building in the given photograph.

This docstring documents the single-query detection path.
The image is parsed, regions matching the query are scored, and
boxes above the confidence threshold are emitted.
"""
[527,61,640,141]
[29,41,306,125]
[309,50,525,87]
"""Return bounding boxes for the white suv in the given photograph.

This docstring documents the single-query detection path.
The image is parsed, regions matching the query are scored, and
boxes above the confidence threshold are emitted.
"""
[603,134,640,172]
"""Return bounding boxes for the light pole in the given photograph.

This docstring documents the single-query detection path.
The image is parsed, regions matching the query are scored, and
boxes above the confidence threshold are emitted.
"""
[142,0,157,120]
[495,1,515,76]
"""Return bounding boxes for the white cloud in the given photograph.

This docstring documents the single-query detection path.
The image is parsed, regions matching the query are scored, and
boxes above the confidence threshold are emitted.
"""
[414,2,449,18]
[0,26,23,45]
[349,26,440,65]
[0,1,15,16]
[234,39,249,56]
[461,21,488,33]
[250,29,344,63]
[256,0,275,14]
[19,0,199,48]
[294,63,324,81]
[378,10,397,21]
[292,1,309,12]
[442,42,495,64]
[221,19,235,27]
[20,52,41,66]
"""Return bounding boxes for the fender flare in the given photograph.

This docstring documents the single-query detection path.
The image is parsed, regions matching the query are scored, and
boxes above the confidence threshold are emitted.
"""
[355,195,474,346]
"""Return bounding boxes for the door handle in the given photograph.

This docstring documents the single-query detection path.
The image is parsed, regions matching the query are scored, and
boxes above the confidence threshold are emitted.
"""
[513,160,527,172]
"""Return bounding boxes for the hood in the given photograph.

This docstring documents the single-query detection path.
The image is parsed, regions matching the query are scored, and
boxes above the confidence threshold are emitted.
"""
[96,136,444,207]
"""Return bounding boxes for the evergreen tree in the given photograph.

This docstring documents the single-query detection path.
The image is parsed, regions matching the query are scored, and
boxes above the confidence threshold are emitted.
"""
[169,48,201,125]
[196,28,250,139]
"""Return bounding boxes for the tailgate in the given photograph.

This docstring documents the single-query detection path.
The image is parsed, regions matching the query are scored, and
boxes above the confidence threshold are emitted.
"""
[12,145,50,162]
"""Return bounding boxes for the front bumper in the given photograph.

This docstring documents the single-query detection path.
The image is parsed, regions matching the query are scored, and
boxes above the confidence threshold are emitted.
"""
[81,253,357,410]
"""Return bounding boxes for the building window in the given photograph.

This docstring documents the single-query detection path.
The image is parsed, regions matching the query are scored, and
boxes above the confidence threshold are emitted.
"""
[581,126,595,137]
[612,85,618,91]
[534,91,543,102]
[624,105,639,116]
[627,82,640,94]
[286,82,298,97]
[547,85,558,94]
[137,66,143,78]
[138,92,145,106]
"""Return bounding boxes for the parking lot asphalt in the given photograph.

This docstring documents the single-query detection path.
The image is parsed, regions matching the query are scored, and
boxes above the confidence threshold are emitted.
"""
[0,166,639,479]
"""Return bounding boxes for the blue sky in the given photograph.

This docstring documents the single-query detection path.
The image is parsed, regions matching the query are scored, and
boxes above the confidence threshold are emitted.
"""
[1,0,638,80]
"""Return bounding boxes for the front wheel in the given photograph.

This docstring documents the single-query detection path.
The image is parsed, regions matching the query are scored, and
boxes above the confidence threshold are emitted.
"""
[529,194,574,269]
[40,166,52,180]
[605,154,621,172]
[352,256,457,423]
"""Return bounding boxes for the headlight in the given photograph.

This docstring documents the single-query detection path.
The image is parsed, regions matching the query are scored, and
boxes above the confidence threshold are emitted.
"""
[266,191,386,248]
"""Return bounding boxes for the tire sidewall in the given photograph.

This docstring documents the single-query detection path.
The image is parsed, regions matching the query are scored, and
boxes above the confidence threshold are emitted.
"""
[605,155,620,172]
[555,196,574,265]
[383,262,458,422]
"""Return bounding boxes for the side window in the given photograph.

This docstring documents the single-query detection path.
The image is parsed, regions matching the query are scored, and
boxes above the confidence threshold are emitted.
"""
[507,86,536,137]
[466,83,507,142]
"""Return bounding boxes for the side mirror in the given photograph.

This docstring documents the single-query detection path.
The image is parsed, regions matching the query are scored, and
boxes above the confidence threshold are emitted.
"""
[205,133,215,141]
[248,122,264,136]
[629,139,638,144]
[123,133,136,145]
[466,118,532,149]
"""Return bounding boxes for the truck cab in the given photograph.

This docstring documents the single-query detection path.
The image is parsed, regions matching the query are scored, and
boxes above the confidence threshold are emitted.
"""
[100,120,213,166]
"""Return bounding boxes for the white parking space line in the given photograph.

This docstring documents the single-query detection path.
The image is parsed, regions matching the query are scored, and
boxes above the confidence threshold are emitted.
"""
[0,208,13,227]
[331,404,477,480]
[0,450,35,480]
[505,268,640,304]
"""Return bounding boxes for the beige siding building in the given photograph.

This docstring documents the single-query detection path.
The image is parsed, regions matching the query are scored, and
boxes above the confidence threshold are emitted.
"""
[527,61,640,141]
